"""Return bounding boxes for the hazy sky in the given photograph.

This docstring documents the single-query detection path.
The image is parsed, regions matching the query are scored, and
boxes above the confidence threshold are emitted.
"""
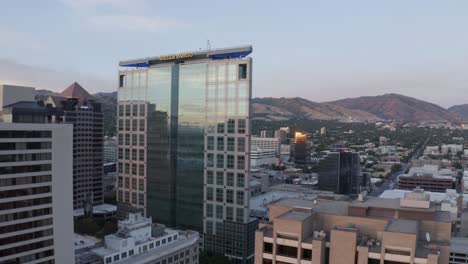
[1,0,467,107]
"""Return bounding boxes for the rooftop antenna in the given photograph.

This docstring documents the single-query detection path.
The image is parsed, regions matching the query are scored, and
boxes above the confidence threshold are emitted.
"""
[207,40,211,51]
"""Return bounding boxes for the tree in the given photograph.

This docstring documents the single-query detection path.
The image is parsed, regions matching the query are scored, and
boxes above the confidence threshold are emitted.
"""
[453,162,463,170]
[391,164,402,174]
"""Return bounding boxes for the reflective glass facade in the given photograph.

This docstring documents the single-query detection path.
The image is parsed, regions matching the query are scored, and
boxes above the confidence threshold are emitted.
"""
[117,47,256,263]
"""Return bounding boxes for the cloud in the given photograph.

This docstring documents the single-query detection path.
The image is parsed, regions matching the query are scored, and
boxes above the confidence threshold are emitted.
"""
[87,14,180,33]
[0,59,114,94]
[58,0,180,33]
[0,27,46,51]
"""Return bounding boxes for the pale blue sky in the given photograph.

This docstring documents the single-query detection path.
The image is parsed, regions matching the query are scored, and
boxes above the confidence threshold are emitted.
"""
[1,0,467,107]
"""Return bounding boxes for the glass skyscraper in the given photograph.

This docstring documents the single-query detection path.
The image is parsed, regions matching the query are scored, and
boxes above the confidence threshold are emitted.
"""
[117,46,257,263]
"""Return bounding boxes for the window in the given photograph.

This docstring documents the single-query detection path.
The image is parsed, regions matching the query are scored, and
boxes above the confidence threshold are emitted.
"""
[118,119,123,130]
[138,193,144,205]
[139,120,145,131]
[217,122,224,133]
[238,119,246,134]
[132,104,138,117]
[238,64,247,79]
[206,203,213,217]
[122,252,127,259]
[132,134,137,146]
[106,257,112,263]
[149,243,154,249]
[129,250,134,256]
[124,177,130,188]
[125,134,130,145]
[139,164,144,176]
[237,173,245,187]
[206,171,214,184]
[237,137,245,152]
[216,137,224,151]
[139,104,145,116]
[216,188,223,202]
[236,191,244,205]
[206,220,213,235]
[119,105,124,116]
[207,153,214,167]
[226,173,234,186]
[124,163,130,174]
[139,179,144,191]
[132,119,138,132]
[226,189,233,204]
[227,155,234,169]
[124,149,130,160]
[216,205,223,219]
[139,149,144,161]
[227,119,235,134]
[206,187,213,201]
[216,154,224,168]
[236,208,244,222]
[226,206,233,221]
[114,255,120,261]
[131,164,137,175]
[264,242,273,253]
[237,155,245,170]
[118,148,123,159]
[125,105,131,116]
[216,171,224,185]
[132,192,137,204]
[119,75,125,87]
[207,136,214,150]
[302,248,312,260]
[227,137,235,151]
[125,119,130,131]
[139,134,145,146]
[132,149,137,161]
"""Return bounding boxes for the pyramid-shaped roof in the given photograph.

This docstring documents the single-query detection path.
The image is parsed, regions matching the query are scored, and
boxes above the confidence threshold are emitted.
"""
[61,82,94,100]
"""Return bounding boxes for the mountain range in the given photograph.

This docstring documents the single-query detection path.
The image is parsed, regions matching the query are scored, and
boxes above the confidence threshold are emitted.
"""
[254,94,467,123]
[33,90,467,135]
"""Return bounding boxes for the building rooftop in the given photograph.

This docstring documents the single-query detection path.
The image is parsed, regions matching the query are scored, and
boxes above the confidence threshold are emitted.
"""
[451,237,468,253]
[272,198,349,216]
[385,219,418,234]
[61,82,94,100]
[277,210,311,221]
[119,45,253,67]
[73,203,117,217]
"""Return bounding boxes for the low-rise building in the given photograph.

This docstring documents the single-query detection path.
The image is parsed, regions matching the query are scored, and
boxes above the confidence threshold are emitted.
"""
[255,195,452,264]
[76,212,199,264]
[398,165,456,192]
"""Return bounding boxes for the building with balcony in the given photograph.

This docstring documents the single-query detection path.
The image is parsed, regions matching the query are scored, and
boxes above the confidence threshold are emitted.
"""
[255,195,452,264]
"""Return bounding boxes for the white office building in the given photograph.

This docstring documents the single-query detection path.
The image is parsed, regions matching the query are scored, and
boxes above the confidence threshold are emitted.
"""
[0,123,74,264]
[77,212,199,264]
[250,136,280,167]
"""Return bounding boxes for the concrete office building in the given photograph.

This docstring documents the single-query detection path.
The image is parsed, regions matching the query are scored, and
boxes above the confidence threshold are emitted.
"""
[0,84,35,110]
[317,149,365,195]
[255,195,452,264]
[117,46,257,263]
[0,82,105,210]
[399,165,455,192]
[251,137,280,167]
[76,212,199,264]
[0,123,74,264]
[104,136,118,163]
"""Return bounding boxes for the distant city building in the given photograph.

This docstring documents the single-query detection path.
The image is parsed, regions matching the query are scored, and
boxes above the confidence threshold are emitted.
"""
[255,196,452,264]
[320,126,326,135]
[378,145,397,155]
[424,146,441,156]
[117,46,257,263]
[398,165,456,192]
[76,212,199,264]
[380,188,465,221]
[274,126,289,143]
[0,123,74,264]
[0,84,35,111]
[290,132,310,163]
[379,136,388,145]
[441,144,463,155]
[316,149,366,195]
[104,136,118,163]
[259,130,267,138]
[251,136,280,167]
